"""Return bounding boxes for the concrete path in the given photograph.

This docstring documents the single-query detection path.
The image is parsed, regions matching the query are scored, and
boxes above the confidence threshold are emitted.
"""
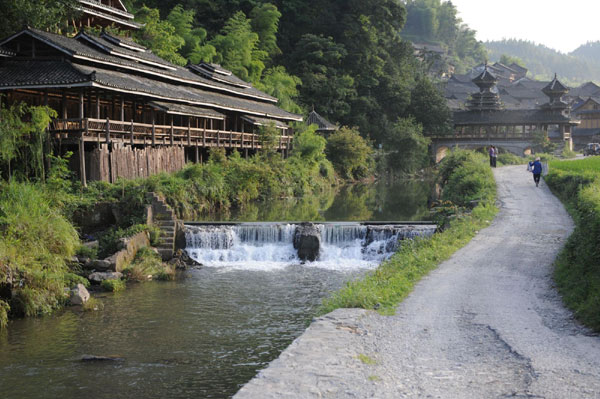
[235,165,600,399]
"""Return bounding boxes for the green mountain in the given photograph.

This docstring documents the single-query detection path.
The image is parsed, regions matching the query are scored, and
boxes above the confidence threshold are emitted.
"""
[485,39,600,85]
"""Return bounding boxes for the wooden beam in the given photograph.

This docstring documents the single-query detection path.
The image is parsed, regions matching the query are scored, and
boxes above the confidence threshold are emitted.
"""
[79,132,87,187]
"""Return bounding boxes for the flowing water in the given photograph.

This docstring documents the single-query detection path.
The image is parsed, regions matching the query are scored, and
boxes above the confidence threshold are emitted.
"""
[0,178,436,398]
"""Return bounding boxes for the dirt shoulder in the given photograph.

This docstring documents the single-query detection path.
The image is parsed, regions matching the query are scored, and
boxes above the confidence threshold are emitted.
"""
[235,165,600,399]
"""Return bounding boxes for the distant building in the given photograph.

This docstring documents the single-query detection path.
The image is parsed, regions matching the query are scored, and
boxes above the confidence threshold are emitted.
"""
[306,110,337,136]
[74,0,142,31]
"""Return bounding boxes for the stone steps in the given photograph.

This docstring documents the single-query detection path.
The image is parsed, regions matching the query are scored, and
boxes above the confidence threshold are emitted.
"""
[147,192,178,261]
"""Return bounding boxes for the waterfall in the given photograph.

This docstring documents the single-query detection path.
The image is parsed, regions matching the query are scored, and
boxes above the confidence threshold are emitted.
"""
[185,223,436,270]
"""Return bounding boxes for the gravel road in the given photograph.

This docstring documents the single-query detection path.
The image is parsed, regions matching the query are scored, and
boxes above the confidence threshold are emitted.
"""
[235,165,600,399]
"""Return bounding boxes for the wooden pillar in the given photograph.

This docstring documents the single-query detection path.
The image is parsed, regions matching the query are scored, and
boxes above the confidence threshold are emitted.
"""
[170,116,174,146]
[195,141,199,163]
[79,91,84,119]
[105,117,110,144]
[151,110,156,147]
[130,120,134,146]
[120,97,125,121]
[62,92,68,119]
[78,132,87,187]
[187,117,191,146]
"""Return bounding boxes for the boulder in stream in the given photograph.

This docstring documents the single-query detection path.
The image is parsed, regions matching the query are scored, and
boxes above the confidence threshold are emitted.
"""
[70,284,90,305]
[88,272,123,284]
[293,223,321,262]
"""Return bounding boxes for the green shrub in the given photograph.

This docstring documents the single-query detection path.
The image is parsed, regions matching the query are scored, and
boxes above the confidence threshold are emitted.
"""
[82,296,104,312]
[326,127,374,180]
[497,152,525,165]
[0,300,9,329]
[123,246,164,282]
[75,244,98,260]
[101,279,126,292]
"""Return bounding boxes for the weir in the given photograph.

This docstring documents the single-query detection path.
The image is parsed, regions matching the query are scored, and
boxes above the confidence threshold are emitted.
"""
[184,222,437,270]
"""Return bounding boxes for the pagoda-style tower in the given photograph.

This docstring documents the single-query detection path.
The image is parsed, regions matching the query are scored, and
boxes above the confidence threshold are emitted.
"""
[466,66,503,111]
[540,73,569,115]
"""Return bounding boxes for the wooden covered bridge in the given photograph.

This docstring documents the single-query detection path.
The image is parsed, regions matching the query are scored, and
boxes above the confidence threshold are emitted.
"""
[432,68,579,162]
[0,2,301,185]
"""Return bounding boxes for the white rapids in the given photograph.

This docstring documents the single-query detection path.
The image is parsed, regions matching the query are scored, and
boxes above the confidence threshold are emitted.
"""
[184,223,436,271]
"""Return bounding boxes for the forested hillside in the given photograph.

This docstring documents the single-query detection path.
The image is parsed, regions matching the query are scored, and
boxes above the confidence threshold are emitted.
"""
[486,39,600,84]
[401,0,486,74]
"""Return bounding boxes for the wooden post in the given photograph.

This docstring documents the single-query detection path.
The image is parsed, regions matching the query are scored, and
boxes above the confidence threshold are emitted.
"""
[79,131,87,187]
[195,140,199,163]
[187,117,191,146]
[229,130,233,148]
[105,117,110,144]
[152,113,156,147]
[96,93,101,119]
[170,116,174,146]
[120,97,125,121]
[202,127,206,147]
[62,92,68,119]
[217,130,220,147]
[79,91,84,119]
[130,119,134,146]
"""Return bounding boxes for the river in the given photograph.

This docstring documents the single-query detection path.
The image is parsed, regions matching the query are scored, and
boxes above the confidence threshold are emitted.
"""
[0,178,435,399]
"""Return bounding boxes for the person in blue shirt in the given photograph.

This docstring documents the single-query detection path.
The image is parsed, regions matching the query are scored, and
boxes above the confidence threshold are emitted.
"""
[529,157,543,187]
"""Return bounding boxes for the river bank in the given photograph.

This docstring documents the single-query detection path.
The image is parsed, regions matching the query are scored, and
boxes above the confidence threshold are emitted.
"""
[235,165,600,398]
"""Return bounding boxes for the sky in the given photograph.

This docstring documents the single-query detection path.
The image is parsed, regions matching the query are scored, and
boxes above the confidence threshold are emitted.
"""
[449,0,600,53]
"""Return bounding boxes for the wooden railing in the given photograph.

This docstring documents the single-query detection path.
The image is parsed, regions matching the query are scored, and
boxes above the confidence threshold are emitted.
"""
[50,118,292,150]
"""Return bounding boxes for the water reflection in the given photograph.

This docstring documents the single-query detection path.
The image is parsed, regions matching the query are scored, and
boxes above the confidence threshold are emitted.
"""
[197,178,434,222]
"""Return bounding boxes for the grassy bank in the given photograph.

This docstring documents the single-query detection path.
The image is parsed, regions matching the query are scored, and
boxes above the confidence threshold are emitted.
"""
[320,150,497,315]
[545,157,600,331]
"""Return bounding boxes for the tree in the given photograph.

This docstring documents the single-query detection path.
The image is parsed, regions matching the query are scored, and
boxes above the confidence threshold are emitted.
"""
[291,124,326,164]
[166,5,216,64]
[499,54,525,68]
[250,3,282,60]
[408,77,452,136]
[210,11,266,83]
[256,66,303,113]
[383,117,430,174]
[0,0,79,38]
[325,126,374,180]
[134,6,187,66]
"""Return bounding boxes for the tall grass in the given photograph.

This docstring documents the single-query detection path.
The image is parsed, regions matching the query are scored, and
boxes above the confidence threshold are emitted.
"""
[0,181,80,322]
[545,158,600,331]
[320,150,497,315]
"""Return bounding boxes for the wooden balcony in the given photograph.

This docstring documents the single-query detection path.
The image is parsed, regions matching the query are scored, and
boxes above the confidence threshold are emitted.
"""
[50,118,292,151]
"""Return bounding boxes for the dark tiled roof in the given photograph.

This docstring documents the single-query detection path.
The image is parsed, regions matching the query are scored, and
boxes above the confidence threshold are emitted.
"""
[453,109,574,125]
[1,29,277,103]
[188,63,251,89]
[148,101,225,120]
[472,68,498,85]
[77,31,174,69]
[77,6,142,29]
[100,31,146,51]
[241,115,288,129]
[0,59,90,87]
[72,63,301,121]
[543,75,569,95]
[306,110,337,130]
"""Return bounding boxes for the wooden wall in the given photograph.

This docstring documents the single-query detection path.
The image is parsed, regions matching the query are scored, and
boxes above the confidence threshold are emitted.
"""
[84,144,186,182]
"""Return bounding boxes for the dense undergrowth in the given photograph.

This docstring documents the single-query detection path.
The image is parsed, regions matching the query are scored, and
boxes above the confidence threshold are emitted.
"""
[545,157,600,331]
[320,150,497,315]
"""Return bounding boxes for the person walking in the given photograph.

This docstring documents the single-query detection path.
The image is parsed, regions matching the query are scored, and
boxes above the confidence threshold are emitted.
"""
[529,157,543,187]
[489,146,495,167]
[491,146,497,168]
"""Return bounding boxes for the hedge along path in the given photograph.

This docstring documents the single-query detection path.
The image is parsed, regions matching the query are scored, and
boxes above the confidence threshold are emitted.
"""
[236,165,600,399]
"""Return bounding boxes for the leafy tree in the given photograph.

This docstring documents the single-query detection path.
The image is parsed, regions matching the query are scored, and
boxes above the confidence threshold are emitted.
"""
[0,0,79,38]
[288,34,355,119]
[166,5,216,64]
[0,101,57,180]
[134,6,187,66]
[499,54,525,68]
[408,77,452,136]
[210,11,266,83]
[383,117,430,174]
[325,126,374,180]
[291,124,326,164]
[256,66,303,113]
[249,3,282,59]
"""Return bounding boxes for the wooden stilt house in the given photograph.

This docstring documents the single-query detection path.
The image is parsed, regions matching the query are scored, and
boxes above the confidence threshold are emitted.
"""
[0,3,302,184]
